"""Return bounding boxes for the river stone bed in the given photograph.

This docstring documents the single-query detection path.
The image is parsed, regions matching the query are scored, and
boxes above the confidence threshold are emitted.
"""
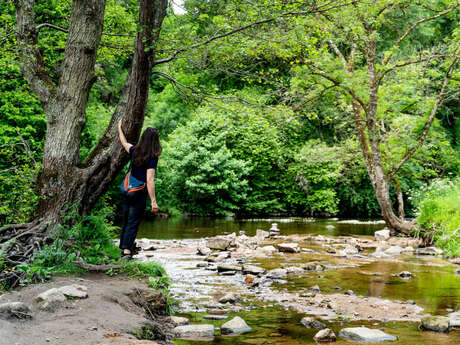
[131,229,460,343]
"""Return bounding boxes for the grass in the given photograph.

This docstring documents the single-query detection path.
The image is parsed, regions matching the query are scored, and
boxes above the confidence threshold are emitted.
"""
[413,177,460,257]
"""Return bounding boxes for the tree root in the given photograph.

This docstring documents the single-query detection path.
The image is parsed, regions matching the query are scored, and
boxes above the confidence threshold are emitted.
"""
[72,257,123,272]
[0,221,47,289]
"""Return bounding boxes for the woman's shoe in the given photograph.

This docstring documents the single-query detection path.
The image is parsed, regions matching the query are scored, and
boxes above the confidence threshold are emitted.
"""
[121,253,133,261]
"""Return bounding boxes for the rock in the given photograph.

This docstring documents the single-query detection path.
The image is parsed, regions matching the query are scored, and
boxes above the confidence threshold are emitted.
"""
[57,284,88,298]
[221,271,236,276]
[374,229,390,241]
[326,225,335,230]
[455,269,460,275]
[313,328,336,342]
[333,286,342,291]
[261,245,277,253]
[286,266,304,275]
[420,315,450,332]
[371,247,392,259]
[197,247,211,256]
[170,316,190,326]
[384,246,404,255]
[277,243,300,253]
[256,229,269,240]
[35,288,67,311]
[0,302,31,319]
[266,268,287,279]
[310,285,321,293]
[414,247,443,256]
[343,245,359,255]
[203,314,228,320]
[407,300,416,305]
[302,248,317,253]
[219,293,241,304]
[448,311,460,327]
[450,258,460,265]
[173,324,215,338]
[339,327,397,341]
[344,290,356,296]
[245,274,255,284]
[300,316,326,329]
[269,223,280,237]
[207,238,232,251]
[221,316,251,335]
[396,271,412,278]
[217,264,242,273]
[326,247,336,254]
[242,265,266,275]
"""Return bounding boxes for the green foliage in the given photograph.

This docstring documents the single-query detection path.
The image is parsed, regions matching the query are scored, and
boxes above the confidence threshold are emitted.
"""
[412,178,460,257]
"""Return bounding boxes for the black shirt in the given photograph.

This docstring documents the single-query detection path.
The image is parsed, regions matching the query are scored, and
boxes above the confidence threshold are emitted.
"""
[129,146,158,183]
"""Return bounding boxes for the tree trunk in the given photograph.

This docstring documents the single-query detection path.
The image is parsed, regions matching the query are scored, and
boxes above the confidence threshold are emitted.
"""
[21,0,169,224]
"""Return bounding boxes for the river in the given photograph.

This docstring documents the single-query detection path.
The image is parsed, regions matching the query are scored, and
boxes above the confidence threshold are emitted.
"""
[136,217,460,344]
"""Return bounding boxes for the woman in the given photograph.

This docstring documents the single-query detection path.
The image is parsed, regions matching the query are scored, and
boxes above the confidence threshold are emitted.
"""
[118,120,161,260]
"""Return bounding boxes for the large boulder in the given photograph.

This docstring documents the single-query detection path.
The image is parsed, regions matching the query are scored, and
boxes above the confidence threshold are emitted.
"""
[219,292,241,304]
[420,315,450,332]
[313,328,336,342]
[277,243,300,253]
[384,246,404,255]
[374,229,390,241]
[57,284,88,298]
[207,238,232,251]
[173,324,214,338]
[339,327,397,341]
[35,288,67,311]
[221,316,251,335]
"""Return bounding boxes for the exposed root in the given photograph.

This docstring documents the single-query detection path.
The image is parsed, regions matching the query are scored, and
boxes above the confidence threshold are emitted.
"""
[0,221,48,289]
[72,257,123,272]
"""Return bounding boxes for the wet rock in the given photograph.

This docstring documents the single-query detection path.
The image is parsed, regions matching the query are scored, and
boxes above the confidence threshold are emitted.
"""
[203,314,228,320]
[300,316,326,329]
[196,262,209,268]
[217,264,242,273]
[219,293,241,304]
[286,266,304,275]
[326,225,335,230]
[313,328,336,342]
[221,316,251,335]
[269,223,280,237]
[343,245,359,255]
[0,302,31,319]
[242,265,265,275]
[420,315,450,332]
[326,247,336,254]
[374,229,390,241]
[266,268,287,279]
[261,245,277,253]
[371,247,392,259]
[207,238,232,251]
[396,271,412,278]
[170,316,190,326]
[197,247,211,256]
[344,290,356,296]
[407,300,416,305]
[448,311,460,327]
[277,243,300,253]
[173,324,215,338]
[454,269,460,275]
[333,286,342,291]
[256,229,269,240]
[221,271,236,276]
[302,248,317,254]
[414,247,443,256]
[339,327,397,341]
[384,246,404,255]
[450,258,460,265]
[57,284,88,299]
[310,285,321,293]
[245,274,255,284]
[35,288,67,311]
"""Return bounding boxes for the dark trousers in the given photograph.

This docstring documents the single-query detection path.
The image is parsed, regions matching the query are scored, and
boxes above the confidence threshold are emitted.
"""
[119,190,147,252]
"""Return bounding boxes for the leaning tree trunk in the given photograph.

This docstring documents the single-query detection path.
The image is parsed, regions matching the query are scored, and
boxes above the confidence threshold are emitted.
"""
[0,0,168,289]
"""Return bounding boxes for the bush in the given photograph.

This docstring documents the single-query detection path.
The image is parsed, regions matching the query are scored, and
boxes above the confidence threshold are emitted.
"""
[413,178,460,257]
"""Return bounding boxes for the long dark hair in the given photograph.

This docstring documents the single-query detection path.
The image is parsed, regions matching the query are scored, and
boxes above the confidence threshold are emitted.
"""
[133,127,162,166]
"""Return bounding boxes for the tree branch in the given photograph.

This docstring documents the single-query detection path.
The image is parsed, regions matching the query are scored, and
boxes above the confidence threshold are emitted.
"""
[386,56,459,180]
[36,22,135,37]
[382,2,460,67]
[14,0,56,106]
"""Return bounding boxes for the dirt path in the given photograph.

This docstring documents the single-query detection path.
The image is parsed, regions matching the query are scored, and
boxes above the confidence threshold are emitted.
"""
[0,273,172,345]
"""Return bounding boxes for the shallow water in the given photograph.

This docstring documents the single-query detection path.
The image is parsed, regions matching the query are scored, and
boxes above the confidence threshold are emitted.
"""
[138,217,460,344]
[138,217,385,240]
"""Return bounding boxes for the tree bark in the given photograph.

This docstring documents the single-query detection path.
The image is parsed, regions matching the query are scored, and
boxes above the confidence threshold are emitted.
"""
[13,0,168,224]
